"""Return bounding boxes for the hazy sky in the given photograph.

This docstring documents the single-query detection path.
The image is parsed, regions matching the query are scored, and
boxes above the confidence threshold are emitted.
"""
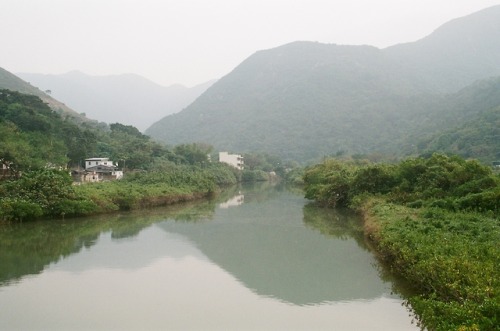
[2,0,500,87]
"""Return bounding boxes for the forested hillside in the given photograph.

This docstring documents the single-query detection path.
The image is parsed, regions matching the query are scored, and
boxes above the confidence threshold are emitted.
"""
[0,89,212,173]
[0,89,95,173]
[147,5,500,164]
[403,77,500,162]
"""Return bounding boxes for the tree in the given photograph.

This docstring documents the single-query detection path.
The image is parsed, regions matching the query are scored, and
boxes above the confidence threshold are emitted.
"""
[174,143,213,166]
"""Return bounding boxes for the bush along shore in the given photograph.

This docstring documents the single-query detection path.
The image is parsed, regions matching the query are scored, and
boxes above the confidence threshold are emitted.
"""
[303,153,499,331]
[0,163,238,222]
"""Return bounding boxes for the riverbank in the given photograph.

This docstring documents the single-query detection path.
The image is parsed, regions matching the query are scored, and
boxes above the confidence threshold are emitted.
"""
[358,198,499,331]
[0,164,238,222]
[302,154,499,330]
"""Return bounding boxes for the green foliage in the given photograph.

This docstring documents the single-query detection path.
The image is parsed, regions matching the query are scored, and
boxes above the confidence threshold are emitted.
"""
[241,169,269,182]
[0,89,100,169]
[173,143,212,166]
[413,95,500,164]
[0,90,73,170]
[72,163,237,213]
[284,167,305,186]
[0,198,43,221]
[350,164,398,195]
[303,159,356,207]
[369,203,499,331]
[0,163,238,221]
[0,169,94,220]
[304,153,499,213]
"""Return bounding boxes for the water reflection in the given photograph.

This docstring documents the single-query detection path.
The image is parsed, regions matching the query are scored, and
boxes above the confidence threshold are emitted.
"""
[0,183,418,330]
[0,198,217,286]
[159,188,391,306]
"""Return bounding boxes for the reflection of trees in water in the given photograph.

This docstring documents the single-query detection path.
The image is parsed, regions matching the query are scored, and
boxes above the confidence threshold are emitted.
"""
[302,203,367,247]
[0,186,409,306]
[0,193,222,286]
[302,202,416,299]
[160,189,391,305]
[0,185,258,285]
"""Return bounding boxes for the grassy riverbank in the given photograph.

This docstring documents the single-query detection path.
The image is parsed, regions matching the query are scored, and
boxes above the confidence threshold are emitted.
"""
[303,154,499,330]
[0,163,238,221]
[360,199,499,330]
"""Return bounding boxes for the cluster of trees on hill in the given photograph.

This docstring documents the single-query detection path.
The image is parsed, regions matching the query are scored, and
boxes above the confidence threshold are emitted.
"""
[303,154,499,330]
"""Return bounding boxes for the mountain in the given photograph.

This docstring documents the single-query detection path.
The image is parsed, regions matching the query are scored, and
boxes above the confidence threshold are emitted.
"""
[0,67,88,123]
[17,71,215,131]
[385,5,500,92]
[407,77,500,162]
[146,6,500,163]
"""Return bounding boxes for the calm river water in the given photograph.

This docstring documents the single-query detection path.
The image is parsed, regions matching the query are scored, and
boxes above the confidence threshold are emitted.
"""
[0,183,418,330]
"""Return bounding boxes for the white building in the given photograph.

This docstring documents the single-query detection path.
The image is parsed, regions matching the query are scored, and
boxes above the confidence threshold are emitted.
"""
[81,157,123,181]
[219,152,244,170]
[85,157,114,169]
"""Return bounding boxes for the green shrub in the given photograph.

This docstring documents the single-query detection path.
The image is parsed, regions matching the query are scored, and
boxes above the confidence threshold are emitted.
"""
[0,197,43,221]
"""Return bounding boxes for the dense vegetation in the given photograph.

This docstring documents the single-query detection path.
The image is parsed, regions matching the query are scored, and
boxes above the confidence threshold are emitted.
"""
[303,154,499,330]
[0,89,96,173]
[414,105,500,163]
[0,89,179,172]
[0,163,239,222]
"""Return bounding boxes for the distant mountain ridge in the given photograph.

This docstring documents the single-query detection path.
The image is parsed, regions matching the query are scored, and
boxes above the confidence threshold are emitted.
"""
[385,5,500,92]
[0,67,88,123]
[146,5,500,163]
[17,71,215,131]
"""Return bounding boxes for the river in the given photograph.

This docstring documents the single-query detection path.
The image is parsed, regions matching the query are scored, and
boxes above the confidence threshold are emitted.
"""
[0,183,418,330]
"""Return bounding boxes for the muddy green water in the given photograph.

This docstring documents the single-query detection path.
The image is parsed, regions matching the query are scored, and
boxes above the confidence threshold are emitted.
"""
[0,183,418,330]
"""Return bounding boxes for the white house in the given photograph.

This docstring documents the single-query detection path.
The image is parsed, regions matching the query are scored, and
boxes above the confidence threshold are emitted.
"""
[77,157,123,182]
[219,152,244,170]
[85,157,113,169]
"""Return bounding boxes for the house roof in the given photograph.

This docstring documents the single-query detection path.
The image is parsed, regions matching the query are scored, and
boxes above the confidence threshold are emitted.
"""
[85,157,110,161]
[86,165,117,172]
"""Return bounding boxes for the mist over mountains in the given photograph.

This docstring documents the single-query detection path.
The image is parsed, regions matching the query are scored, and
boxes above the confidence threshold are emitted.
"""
[17,71,215,131]
[146,5,500,163]
[0,67,88,124]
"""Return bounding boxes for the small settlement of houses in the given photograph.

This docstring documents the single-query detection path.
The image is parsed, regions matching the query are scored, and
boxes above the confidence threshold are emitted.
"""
[2,153,244,183]
[71,152,244,184]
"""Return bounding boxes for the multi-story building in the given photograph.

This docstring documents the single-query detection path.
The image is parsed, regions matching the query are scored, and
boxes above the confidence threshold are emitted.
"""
[219,152,244,170]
